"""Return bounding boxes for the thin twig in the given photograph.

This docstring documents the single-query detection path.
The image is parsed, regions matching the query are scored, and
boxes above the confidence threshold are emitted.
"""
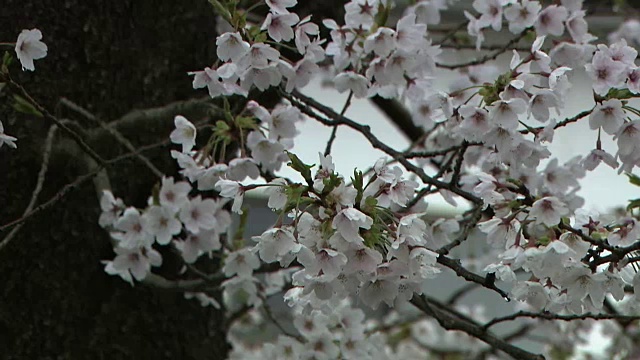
[324,91,353,156]
[410,294,544,360]
[0,125,57,252]
[436,31,529,70]
[284,89,483,206]
[7,77,105,165]
[482,310,640,330]
[60,97,164,178]
[0,138,171,233]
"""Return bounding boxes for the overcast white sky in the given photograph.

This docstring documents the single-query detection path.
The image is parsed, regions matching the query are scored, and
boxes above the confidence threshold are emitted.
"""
[280,51,638,215]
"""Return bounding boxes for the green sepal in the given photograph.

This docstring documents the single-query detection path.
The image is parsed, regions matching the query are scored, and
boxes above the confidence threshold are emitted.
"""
[13,94,43,117]
[286,151,314,185]
[626,173,640,187]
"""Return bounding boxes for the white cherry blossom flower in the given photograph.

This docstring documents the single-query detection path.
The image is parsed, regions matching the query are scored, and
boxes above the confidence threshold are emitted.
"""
[554,265,606,308]
[246,130,286,169]
[159,176,191,212]
[104,246,162,284]
[504,0,541,33]
[412,0,446,25]
[344,0,378,29]
[294,16,319,54]
[566,10,594,44]
[142,205,181,245]
[216,32,250,62]
[478,217,519,249]
[266,0,297,14]
[332,208,374,244]
[334,71,370,98]
[409,247,440,279]
[267,104,302,139]
[178,195,218,233]
[360,277,399,309]
[364,27,396,57]
[626,67,640,94]
[264,178,289,210]
[530,196,569,226]
[227,157,260,181]
[585,52,627,95]
[534,5,568,37]
[0,120,18,149]
[344,245,383,275]
[99,190,125,228]
[465,11,485,50]
[589,99,625,135]
[176,228,221,263]
[15,29,48,71]
[113,207,154,248]
[395,14,427,52]
[170,115,197,153]
[488,98,527,130]
[459,105,491,140]
[255,227,300,263]
[240,65,282,91]
[215,179,245,213]
[473,0,506,31]
[511,281,548,310]
[197,163,229,191]
[528,89,558,122]
[239,43,281,69]
[615,120,640,157]
[223,248,261,278]
[262,12,300,42]
[600,39,638,66]
[582,149,619,171]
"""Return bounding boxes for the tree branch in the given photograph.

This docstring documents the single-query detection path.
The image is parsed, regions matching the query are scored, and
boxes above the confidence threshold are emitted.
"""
[410,294,545,360]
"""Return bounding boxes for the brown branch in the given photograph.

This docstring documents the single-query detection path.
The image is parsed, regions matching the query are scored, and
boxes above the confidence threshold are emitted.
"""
[284,89,483,206]
[520,109,594,135]
[482,310,640,330]
[410,294,545,360]
[6,76,105,165]
[0,138,171,233]
[60,97,164,178]
[435,31,529,70]
[0,125,57,252]
[370,96,425,143]
[438,205,484,255]
[436,254,510,300]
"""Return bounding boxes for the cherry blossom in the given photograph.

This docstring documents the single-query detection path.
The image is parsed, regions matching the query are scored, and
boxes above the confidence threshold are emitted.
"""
[262,12,300,43]
[589,99,625,135]
[0,120,17,149]
[170,115,197,153]
[15,29,48,71]
[504,0,541,33]
[104,246,162,284]
[534,5,568,37]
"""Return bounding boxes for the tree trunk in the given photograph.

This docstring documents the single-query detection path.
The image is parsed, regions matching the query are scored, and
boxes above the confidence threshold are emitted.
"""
[0,1,230,359]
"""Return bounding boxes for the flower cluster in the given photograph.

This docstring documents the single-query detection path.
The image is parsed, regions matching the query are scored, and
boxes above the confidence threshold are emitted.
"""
[93,0,640,358]
[99,176,231,284]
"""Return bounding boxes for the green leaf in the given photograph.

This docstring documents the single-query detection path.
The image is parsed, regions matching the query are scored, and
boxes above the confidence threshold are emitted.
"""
[627,198,640,212]
[208,0,233,24]
[286,151,314,184]
[2,51,13,74]
[235,116,257,130]
[374,2,390,27]
[626,173,640,187]
[607,88,634,100]
[13,95,43,117]
[352,169,364,205]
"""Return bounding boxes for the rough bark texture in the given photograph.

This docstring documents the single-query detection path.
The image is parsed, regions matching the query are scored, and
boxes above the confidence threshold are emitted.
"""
[0,1,231,359]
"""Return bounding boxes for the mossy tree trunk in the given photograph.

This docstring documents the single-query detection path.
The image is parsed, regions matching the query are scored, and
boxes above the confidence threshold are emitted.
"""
[0,1,232,359]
